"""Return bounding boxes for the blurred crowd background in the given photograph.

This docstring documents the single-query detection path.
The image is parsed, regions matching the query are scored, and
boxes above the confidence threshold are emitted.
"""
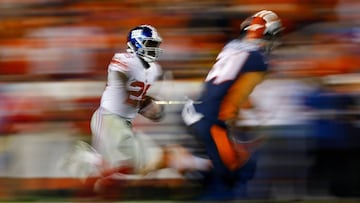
[0,0,359,201]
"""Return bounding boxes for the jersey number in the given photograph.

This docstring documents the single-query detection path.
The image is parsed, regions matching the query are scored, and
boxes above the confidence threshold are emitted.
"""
[126,81,150,107]
[205,52,248,84]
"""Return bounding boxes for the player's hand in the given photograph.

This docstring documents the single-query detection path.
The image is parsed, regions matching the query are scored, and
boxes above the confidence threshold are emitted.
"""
[139,96,165,121]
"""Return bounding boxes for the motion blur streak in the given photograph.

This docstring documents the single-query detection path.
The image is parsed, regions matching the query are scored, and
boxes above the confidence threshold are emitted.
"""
[0,0,359,201]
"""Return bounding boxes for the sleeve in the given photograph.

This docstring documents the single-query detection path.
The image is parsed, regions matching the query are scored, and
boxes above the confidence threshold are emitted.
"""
[240,51,268,73]
[109,53,129,74]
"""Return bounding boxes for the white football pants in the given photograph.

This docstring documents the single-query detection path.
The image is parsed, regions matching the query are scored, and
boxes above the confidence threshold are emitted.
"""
[90,107,163,174]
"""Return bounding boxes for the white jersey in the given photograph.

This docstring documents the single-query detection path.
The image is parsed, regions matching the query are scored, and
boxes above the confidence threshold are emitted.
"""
[100,52,162,120]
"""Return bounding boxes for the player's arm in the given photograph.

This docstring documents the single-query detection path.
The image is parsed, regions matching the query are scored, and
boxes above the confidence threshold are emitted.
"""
[138,63,165,121]
[138,95,165,122]
[223,50,268,126]
[116,71,129,84]
[224,71,266,126]
[235,71,265,105]
[109,53,132,105]
[114,71,133,105]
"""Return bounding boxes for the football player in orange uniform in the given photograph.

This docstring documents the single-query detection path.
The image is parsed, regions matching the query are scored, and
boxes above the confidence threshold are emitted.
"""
[182,10,284,200]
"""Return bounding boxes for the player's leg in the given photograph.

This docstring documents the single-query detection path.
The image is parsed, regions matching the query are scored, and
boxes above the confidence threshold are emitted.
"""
[92,114,134,171]
[88,108,136,199]
[187,120,235,200]
[189,120,258,200]
[190,120,248,174]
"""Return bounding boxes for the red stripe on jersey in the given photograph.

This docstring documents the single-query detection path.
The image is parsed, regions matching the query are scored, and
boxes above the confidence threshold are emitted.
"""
[111,59,128,69]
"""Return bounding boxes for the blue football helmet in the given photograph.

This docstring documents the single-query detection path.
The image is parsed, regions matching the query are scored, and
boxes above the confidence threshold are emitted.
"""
[127,25,162,63]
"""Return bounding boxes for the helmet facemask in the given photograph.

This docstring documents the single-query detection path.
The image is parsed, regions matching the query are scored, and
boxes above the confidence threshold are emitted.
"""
[136,38,162,63]
[262,29,283,55]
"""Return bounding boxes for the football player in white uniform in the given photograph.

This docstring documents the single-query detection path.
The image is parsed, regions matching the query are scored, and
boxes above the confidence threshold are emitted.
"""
[90,25,165,175]
[62,25,211,197]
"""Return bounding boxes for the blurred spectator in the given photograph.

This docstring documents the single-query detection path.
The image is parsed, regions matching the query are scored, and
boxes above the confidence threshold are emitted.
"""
[24,26,110,79]
[304,76,360,197]
[0,87,12,134]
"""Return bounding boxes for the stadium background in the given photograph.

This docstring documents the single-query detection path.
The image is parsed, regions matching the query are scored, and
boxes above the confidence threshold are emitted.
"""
[0,0,359,202]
